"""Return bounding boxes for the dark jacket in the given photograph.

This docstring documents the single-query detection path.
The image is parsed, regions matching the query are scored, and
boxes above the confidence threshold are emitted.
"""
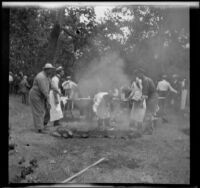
[142,76,156,99]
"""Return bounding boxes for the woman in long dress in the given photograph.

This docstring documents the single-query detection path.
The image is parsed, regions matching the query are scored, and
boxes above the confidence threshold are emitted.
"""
[128,78,146,131]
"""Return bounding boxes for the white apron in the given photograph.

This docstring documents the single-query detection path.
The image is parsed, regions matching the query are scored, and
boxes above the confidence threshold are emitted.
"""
[49,90,63,122]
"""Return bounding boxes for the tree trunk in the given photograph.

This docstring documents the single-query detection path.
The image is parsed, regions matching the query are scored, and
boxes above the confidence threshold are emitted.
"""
[46,8,65,65]
[46,22,61,64]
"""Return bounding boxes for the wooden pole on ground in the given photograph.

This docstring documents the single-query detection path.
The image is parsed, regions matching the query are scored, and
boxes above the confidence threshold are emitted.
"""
[61,157,105,183]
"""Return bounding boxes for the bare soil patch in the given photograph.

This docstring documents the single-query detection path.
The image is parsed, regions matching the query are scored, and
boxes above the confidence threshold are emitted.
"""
[9,95,190,184]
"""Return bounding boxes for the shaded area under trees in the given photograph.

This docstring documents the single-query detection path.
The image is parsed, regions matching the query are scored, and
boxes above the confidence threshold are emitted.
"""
[9,6,189,81]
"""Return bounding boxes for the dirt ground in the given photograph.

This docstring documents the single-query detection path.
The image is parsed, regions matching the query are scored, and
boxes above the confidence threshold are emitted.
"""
[9,95,190,184]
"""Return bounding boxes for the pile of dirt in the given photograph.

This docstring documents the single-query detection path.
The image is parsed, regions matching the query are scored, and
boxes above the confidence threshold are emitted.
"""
[8,95,190,183]
[51,127,143,140]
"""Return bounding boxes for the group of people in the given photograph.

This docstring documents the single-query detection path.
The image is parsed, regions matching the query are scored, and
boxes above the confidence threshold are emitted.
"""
[28,63,78,133]
[10,63,189,134]
[92,69,189,132]
[157,74,189,118]
[9,71,35,104]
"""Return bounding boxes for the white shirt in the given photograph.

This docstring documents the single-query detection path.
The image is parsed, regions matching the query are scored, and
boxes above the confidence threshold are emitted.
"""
[157,79,176,92]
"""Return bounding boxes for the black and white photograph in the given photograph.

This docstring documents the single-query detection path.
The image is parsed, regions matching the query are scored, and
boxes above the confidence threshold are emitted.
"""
[3,1,198,185]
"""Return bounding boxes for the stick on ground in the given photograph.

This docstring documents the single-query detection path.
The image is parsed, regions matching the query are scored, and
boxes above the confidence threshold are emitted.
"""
[61,157,105,183]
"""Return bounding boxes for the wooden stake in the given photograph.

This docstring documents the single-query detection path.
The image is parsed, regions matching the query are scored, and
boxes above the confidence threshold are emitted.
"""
[61,157,105,183]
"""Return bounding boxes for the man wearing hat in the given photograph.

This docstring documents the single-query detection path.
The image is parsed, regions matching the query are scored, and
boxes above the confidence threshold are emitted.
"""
[29,63,58,133]
[50,66,65,126]
[157,74,177,123]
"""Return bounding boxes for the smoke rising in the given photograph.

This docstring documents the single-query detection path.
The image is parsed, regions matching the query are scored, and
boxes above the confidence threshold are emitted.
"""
[74,52,132,130]
[76,52,130,97]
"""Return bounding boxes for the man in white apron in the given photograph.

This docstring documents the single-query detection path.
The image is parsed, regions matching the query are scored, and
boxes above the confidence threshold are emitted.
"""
[50,66,64,126]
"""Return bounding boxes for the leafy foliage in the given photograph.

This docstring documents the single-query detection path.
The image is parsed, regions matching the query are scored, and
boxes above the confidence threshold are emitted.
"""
[9,6,189,80]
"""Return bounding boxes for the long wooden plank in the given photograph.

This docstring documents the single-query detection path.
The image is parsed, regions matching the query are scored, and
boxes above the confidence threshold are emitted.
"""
[62,157,105,183]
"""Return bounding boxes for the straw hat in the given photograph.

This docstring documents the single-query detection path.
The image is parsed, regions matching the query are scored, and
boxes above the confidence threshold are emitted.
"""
[43,63,55,69]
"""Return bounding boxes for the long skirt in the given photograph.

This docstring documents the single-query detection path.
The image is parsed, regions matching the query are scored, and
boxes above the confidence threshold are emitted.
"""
[49,90,63,122]
[29,90,46,130]
[130,100,146,128]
